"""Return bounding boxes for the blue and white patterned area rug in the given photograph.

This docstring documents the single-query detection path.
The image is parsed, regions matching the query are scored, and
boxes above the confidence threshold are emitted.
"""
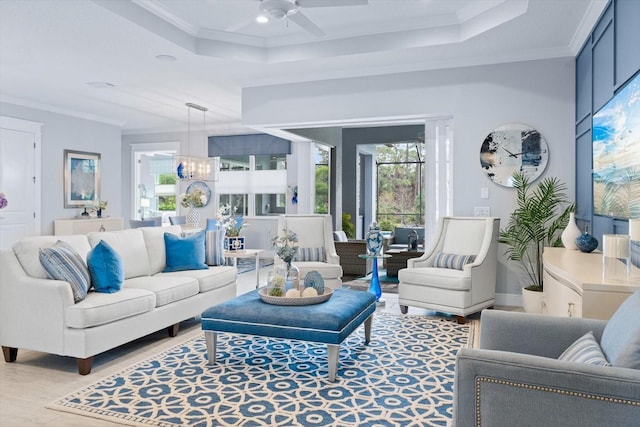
[48,314,478,426]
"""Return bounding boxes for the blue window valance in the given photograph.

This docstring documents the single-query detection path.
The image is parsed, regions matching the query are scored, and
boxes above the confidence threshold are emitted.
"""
[208,134,291,156]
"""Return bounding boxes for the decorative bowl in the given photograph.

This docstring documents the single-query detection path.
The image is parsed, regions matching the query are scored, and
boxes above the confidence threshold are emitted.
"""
[258,287,333,306]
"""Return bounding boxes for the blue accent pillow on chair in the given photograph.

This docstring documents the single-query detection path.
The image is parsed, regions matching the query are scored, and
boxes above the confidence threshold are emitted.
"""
[164,231,208,272]
[39,241,90,303]
[87,240,124,293]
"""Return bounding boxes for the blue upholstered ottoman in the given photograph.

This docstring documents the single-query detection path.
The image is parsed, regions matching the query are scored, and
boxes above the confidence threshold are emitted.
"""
[201,288,376,382]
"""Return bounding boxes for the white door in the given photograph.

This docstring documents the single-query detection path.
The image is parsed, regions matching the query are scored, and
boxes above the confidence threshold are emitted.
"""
[0,118,41,250]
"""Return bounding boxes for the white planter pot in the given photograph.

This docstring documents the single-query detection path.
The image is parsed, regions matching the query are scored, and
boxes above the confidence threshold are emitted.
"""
[522,287,544,313]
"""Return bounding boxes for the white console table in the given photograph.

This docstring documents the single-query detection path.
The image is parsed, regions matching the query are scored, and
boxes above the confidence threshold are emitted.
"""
[54,217,123,235]
[543,247,640,320]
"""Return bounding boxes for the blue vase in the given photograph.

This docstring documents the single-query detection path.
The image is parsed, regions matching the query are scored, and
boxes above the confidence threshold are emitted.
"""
[576,232,598,253]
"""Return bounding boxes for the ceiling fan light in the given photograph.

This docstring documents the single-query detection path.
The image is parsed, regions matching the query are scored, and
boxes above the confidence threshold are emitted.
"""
[256,15,269,23]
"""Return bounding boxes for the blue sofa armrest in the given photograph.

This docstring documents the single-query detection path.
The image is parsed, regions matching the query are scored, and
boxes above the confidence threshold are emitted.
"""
[479,309,607,358]
[453,347,640,426]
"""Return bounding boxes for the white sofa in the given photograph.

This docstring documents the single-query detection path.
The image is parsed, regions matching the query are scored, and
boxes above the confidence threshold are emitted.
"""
[0,225,237,375]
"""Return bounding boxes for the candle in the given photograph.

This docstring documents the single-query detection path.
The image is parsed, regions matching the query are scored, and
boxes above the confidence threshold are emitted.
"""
[629,219,640,242]
[603,234,630,258]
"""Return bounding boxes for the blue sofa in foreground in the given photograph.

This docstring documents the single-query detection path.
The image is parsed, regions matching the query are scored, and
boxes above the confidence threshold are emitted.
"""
[453,293,640,426]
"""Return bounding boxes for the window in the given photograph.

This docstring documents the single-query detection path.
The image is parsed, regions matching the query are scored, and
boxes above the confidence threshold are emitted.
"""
[256,193,286,216]
[376,142,425,229]
[219,194,248,216]
[255,154,286,170]
[220,155,250,171]
[315,144,330,214]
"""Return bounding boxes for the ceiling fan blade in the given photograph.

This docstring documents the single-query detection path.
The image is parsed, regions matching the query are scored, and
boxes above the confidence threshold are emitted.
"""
[298,0,368,7]
[289,11,325,37]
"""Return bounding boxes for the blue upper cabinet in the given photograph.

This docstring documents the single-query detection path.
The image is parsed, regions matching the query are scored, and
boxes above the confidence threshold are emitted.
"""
[615,0,640,88]
[592,4,614,113]
[575,44,591,124]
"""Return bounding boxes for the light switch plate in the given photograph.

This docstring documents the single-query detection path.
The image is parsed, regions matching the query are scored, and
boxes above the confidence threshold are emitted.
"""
[480,187,489,199]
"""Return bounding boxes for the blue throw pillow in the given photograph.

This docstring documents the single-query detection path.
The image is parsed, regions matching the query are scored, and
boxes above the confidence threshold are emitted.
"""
[164,231,208,272]
[87,240,125,293]
[39,241,90,303]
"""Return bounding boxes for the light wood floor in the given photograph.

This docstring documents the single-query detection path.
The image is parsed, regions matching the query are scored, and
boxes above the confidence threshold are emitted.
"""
[0,266,513,426]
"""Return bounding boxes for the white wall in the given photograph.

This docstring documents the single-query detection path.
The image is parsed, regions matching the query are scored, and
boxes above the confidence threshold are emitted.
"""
[0,102,122,235]
[242,57,576,302]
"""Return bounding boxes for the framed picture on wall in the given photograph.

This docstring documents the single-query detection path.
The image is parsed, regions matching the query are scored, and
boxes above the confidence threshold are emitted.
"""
[64,149,101,208]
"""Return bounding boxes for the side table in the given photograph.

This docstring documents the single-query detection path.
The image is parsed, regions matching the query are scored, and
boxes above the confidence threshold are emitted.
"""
[359,253,392,306]
[224,249,264,289]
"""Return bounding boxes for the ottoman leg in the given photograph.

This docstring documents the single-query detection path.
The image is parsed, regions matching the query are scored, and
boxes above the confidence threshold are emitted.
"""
[205,331,217,365]
[327,344,339,382]
[364,315,373,344]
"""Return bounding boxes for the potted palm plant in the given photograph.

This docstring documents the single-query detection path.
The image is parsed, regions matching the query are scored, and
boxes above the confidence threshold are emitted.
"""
[499,172,575,313]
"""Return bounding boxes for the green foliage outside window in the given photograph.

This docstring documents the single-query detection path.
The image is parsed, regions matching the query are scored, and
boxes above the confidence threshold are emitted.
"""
[158,196,176,211]
[159,174,176,185]
[315,164,329,214]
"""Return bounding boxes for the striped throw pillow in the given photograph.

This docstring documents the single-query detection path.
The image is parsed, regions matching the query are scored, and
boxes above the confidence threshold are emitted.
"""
[296,247,326,262]
[39,241,90,303]
[558,331,611,366]
[206,230,226,266]
[433,252,476,270]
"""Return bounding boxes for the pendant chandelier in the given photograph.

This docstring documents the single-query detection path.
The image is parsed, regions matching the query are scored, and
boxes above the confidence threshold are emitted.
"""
[175,102,218,182]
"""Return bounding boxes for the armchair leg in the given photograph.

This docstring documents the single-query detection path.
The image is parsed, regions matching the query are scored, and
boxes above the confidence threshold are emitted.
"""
[400,305,408,314]
[456,316,466,324]
[2,346,18,363]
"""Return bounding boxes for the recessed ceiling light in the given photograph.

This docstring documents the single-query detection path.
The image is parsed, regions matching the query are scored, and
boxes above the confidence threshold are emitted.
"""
[86,82,114,88]
[256,15,269,23]
[155,54,177,62]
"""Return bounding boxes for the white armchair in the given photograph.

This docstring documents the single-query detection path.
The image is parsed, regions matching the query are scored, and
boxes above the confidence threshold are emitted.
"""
[398,217,500,323]
[276,214,343,289]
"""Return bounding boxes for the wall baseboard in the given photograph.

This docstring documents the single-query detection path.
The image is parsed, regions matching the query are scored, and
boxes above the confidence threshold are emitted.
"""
[496,292,522,308]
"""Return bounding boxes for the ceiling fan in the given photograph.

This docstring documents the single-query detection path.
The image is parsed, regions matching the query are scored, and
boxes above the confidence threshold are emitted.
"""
[257,0,369,37]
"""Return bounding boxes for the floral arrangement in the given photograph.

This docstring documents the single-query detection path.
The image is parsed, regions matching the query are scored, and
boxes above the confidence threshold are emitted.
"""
[0,192,7,210]
[180,189,206,208]
[272,229,299,264]
[217,204,244,237]
[98,200,108,210]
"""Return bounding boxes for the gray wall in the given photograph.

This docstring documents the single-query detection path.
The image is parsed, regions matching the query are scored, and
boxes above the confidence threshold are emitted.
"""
[0,102,122,235]
[243,57,576,303]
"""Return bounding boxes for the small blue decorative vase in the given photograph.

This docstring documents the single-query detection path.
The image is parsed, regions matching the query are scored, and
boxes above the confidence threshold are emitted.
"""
[366,222,383,255]
[576,232,598,253]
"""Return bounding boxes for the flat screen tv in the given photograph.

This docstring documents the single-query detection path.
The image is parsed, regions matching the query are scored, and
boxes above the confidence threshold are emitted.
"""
[592,72,640,219]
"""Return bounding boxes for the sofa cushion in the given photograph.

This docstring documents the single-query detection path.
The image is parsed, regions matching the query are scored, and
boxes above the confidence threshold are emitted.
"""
[87,240,124,293]
[296,247,326,262]
[140,225,182,274]
[558,331,611,366]
[39,241,90,303]
[66,288,156,328]
[88,229,151,279]
[434,252,476,270]
[158,265,237,293]
[601,291,640,369]
[124,275,199,306]
[398,267,471,291]
[13,235,92,279]
[164,231,208,272]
